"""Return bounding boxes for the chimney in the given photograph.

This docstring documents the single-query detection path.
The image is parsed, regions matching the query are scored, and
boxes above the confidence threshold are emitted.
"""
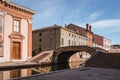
[89,25,92,31]
[86,23,89,30]
[65,24,67,27]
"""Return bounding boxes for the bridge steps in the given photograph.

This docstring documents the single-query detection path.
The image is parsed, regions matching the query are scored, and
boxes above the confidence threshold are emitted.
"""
[29,50,54,63]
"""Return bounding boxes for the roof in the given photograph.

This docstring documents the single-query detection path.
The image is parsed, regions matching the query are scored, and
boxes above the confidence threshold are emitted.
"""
[111,45,120,48]
[93,34,103,46]
[1,0,35,14]
[33,24,87,38]
[33,24,61,32]
[65,24,86,36]
[94,34,103,38]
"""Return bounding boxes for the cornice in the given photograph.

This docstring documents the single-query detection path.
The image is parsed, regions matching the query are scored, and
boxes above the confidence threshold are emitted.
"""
[0,0,35,15]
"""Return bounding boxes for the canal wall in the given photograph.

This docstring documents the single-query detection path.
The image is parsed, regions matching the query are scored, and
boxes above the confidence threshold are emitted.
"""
[84,52,120,69]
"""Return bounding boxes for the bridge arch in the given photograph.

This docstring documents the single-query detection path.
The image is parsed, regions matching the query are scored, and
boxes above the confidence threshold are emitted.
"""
[52,46,96,63]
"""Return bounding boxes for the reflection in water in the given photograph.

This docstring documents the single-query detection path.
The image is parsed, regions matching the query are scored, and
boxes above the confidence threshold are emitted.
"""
[10,69,20,78]
[0,61,82,80]
[69,61,82,69]
[0,68,32,80]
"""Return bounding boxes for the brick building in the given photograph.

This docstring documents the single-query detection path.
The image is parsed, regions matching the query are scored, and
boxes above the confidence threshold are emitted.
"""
[93,34,111,51]
[93,34,103,49]
[66,23,93,47]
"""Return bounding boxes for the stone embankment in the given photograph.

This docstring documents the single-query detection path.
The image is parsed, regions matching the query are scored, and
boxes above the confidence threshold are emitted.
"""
[11,67,120,80]
[85,52,120,69]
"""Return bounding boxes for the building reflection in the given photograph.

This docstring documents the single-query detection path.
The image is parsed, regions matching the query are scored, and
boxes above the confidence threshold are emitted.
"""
[0,61,84,80]
[0,68,32,80]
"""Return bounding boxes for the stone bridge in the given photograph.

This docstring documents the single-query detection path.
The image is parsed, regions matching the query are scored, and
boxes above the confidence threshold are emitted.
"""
[52,46,97,64]
[30,46,99,64]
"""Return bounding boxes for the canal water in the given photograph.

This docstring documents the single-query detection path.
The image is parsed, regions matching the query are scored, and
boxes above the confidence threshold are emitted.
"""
[0,61,82,80]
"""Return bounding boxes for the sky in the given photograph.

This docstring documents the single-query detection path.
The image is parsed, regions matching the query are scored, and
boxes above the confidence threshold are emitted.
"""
[11,0,120,44]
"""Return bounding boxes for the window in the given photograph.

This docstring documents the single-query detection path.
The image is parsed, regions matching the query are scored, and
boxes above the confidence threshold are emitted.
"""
[61,38,64,45]
[69,33,70,36]
[39,39,42,42]
[39,48,41,52]
[14,20,20,32]
[69,40,70,46]
[72,34,73,37]
[39,33,42,36]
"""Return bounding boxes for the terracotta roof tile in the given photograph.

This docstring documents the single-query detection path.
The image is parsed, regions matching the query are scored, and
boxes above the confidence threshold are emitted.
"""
[66,24,86,36]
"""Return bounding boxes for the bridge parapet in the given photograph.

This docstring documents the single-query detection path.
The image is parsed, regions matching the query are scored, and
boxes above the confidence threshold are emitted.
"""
[54,46,96,56]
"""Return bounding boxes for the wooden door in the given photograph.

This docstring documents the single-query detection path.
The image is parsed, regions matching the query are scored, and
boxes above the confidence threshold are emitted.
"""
[12,42,21,59]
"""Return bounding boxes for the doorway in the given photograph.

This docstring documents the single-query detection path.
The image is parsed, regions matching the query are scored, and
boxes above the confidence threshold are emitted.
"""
[12,42,21,59]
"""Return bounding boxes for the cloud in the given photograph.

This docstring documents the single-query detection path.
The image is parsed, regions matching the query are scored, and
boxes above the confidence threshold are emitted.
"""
[88,10,107,21]
[91,19,120,28]
[90,12,102,20]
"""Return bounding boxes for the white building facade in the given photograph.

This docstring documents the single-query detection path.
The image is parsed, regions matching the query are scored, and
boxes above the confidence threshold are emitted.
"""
[103,38,111,51]
[0,0,34,62]
[60,27,87,47]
